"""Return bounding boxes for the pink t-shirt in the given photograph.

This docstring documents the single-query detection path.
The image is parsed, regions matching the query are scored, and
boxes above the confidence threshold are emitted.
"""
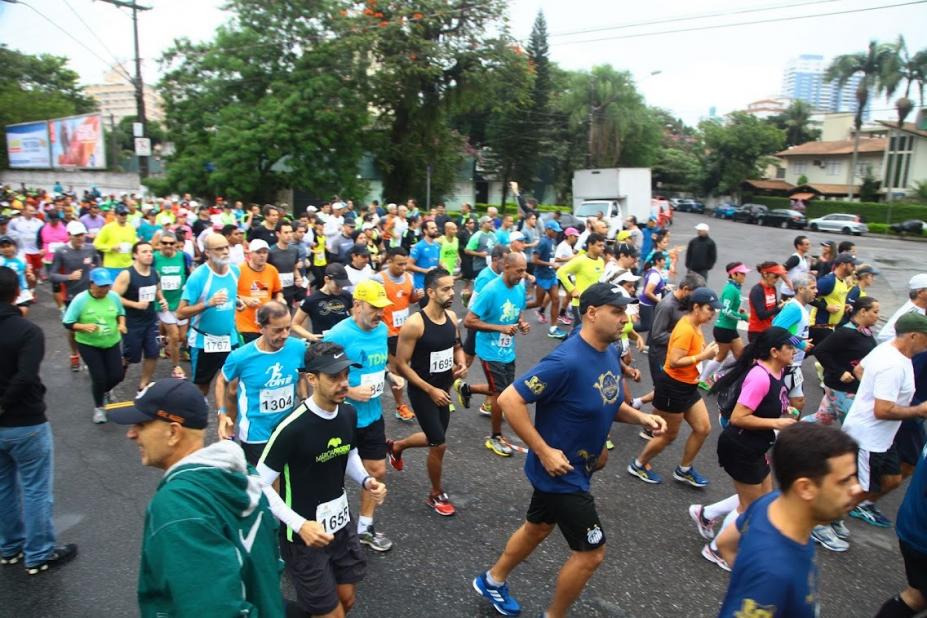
[737,363,783,410]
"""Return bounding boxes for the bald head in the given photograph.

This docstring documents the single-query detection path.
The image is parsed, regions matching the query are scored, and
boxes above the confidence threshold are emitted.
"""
[502,252,527,286]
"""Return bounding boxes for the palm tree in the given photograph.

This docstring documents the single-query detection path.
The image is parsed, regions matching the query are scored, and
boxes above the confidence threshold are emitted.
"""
[774,100,818,147]
[825,41,896,199]
[881,36,927,201]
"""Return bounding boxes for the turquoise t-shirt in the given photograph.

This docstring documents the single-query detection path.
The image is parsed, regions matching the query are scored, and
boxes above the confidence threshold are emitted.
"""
[324,317,388,428]
[471,276,526,364]
[181,263,240,348]
[221,337,307,443]
[0,256,28,290]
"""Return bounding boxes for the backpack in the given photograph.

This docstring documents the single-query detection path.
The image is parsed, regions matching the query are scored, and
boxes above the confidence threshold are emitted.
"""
[715,369,748,420]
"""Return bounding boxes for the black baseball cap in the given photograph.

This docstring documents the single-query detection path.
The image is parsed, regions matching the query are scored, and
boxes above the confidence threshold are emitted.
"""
[325,263,350,287]
[689,287,723,309]
[305,347,362,374]
[114,203,130,215]
[349,244,370,256]
[616,243,639,258]
[107,379,208,429]
[580,282,638,314]
[0,235,15,245]
[0,216,9,225]
[833,253,859,266]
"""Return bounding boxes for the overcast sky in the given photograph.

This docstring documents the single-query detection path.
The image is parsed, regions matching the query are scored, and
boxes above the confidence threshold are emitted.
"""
[2,0,925,125]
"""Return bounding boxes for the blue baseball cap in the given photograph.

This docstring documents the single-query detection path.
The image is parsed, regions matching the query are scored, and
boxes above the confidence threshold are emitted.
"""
[690,287,722,309]
[107,379,209,429]
[89,268,114,286]
[545,219,562,232]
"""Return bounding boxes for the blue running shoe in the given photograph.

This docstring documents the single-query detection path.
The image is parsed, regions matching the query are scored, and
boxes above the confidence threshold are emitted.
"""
[473,572,521,616]
[849,504,891,528]
[673,466,709,488]
[627,460,663,484]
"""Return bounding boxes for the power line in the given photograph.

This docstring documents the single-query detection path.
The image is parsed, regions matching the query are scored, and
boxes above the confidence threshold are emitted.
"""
[59,0,134,83]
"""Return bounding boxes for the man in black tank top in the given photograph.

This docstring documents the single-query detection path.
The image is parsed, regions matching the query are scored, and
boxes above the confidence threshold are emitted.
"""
[113,241,168,394]
[386,268,466,516]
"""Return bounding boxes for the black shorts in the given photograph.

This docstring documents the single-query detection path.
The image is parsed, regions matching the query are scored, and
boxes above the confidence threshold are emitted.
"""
[858,446,902,493]
[190,346,234,386]
[408,386,451,446]
[653,374,701,413]
[900,539,927,594]
[282,285,302,306]
[356,417,387,461]
[463,328,476,357]
[481,360,515,395]
[280,527,366,615]
[122,320,159,363]
[712,326,740,344]
[387,335,398,357]
[239,441,267,467]
[526,490,606,552]
[893,418,927,466]
[717,431,770,485]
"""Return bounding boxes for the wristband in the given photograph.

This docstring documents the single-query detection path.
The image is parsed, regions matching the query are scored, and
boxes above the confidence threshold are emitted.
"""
[217,407,227,416]
[362,475,373,489]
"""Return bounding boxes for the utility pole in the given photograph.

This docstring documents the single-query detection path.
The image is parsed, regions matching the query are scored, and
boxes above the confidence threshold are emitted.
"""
[99,0,152,178]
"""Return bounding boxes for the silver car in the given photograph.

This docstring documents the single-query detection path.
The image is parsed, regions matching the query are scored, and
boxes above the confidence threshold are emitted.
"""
[808,213,868,236]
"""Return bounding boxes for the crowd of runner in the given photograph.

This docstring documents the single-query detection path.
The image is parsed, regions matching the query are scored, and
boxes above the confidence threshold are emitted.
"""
[1,181,926,618]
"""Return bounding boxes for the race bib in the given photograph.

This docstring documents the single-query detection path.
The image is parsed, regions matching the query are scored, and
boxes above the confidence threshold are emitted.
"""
[118,242,132,254]
[161,275,181,291]
[48,242,65,254]
[138,285,156,302]
[391,307,409,328]
[360,371,385,398]
[279,272,295,288]
[497,333,513,348]
[204,334,232,353]
[259,384,295,414]
[429,347,454,374]
[316,492,350,534]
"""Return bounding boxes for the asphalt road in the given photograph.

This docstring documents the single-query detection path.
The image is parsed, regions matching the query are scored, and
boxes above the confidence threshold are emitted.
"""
[1,211,917,617]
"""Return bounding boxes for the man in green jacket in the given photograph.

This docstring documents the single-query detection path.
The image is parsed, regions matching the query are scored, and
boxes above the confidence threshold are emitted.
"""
[109,378,284,617]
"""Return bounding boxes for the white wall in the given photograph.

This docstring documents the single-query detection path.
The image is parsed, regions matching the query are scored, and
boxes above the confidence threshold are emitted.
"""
[783,153,883,186]
[1,169,142,195]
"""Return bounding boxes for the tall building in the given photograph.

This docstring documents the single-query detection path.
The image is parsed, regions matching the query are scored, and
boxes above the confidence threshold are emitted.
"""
[780,54,869,120]
[84,68,164,126]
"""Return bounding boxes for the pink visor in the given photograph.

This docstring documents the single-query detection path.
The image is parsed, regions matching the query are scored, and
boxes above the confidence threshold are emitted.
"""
[727,264,751,275]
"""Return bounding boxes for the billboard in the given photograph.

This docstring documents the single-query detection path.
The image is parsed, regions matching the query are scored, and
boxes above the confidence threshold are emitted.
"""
[5,121,52,168]
[49,113,106,169]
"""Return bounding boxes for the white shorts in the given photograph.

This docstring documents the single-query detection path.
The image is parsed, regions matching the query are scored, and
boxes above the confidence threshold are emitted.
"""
[158,310,189,326]
[785,365,804,399]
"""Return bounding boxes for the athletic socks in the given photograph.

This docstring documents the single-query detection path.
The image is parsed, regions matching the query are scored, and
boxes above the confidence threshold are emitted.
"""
[700,359,722,382]
[703,495,740,522]
[678,465,691,473]
[710,507,742,552]
[357,515,373,535]
[485,571,505,587]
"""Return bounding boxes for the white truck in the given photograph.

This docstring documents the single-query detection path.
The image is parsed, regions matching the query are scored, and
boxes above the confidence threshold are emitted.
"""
[572,168,653,239]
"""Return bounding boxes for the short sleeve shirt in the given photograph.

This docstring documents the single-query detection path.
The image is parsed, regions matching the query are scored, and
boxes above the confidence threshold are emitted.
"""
[181,263,240,347]
[299,289,352,335]
[471,276,526,364]
[324,318,388,428]
[663,317,704,384]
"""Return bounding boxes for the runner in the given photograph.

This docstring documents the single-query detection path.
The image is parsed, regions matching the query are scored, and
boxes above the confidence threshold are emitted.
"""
[48,221,100,372]
[344,245,375,290]
[387,268,467,515]
[464,215,497,274]
[879,273,927,341]
[245,204,279,245]
[113,242,168,395]
[235,239,283,344]
[715,423,860,618]
[808,253,857,348]
[177,233,240,397]
[747,262,786,344]
[7,204,43,287]
[107,379,283,616]
[556,232,606,327]
[699,263,750,388]
[531,220,566,339]
[628,287,720,486]
[291,263,353,342]
[38,211,68,290]
[153,232,191,378]
[267,221,304,310]
[215,301,307,465]
[324,279,402,552]
[636,251,667,333]
[778,235,812,300]
[770,273,817,412]
[62,268,127,424]
[439,221,460,275]
[0,235,35,311]
[408,219,441,300]
[93,203,138,278]
[472,282,665,618]
[257,342,387,617]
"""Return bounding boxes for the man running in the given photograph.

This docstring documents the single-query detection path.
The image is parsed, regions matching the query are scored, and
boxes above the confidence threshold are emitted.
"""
[531,220,567,339]
[268,221,303,309]
[556,232,606,327]
[779,235,812,300]
[291,263,353,342]
[93,203,138,278]
[153,232,191,378]
[235,239,283,343]
[49,221,100,372]
[408,219,441,300]
[771,273,817,412]
[387,269,467,516]
[215,301,306,465]
[472,282,665,617]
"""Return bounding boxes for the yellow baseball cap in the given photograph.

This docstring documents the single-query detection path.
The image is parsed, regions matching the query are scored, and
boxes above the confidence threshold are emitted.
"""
[353,279,392,308]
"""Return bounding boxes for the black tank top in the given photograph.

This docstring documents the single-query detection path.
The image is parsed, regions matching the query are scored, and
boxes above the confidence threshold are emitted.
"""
[125,265,159,325]
[723,364,786,450]
[409,309,457,391]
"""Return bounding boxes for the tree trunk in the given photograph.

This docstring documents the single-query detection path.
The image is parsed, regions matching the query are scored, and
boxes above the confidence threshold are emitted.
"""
[847,129,860,200]
[884,128,894,203]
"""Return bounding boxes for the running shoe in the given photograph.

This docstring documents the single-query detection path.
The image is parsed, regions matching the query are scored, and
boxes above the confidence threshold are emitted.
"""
[25,544,78,575]
[395,404,416,422]
[536,309,548,324]
[386,439,404,471]
[557,313,573,326]
[69,355,80,372]
[426,493,456,516]
[472,572,522,616]
[688,504,716,540]
[1,551,23,565]
[849,503,892,528]
[453,379,472,409]
[638,427,653,440]
[479,401,493,417]
[831,519,850,541]
[485,435,513,457]
[605,439,614,451]
[627,460,662,484]
[697,380,711,392]
[673,466,709,488]
[700,544,731,572]
[811,524,849,552]
[358,525,393,552]
[93,407,107,424]
[547,326,567,339]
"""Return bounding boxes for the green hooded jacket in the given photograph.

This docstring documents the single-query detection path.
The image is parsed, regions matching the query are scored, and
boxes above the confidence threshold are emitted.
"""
[138,440,284,617]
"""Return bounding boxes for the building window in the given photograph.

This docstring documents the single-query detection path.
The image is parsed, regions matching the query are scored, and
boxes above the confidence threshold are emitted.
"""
[776,166,786,179]
[793,160,808,175]
[826,160,841,176]
[887,134,914,189]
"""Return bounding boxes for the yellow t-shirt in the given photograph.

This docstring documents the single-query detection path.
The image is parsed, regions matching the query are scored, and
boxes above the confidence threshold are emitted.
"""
[556,254,605,307]
[93,221,138,269]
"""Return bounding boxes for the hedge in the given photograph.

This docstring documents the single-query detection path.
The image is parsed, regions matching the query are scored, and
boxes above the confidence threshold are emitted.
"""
[746,195,927,223]
[867,222,927,238]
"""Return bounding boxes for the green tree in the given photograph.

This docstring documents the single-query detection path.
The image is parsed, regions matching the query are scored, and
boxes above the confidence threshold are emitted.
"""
[653,147,703,193]
[880,36,927,200]
[699,112,785,197]
[767,100,820,147]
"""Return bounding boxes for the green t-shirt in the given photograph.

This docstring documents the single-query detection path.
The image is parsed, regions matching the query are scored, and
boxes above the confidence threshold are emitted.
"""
[439,236,459,273]
[63,290,125,348]
[154,251,187,311]
[716,280,748,330]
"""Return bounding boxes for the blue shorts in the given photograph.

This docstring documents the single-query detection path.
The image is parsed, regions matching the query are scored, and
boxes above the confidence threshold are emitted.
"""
[535,275,558,291]
[122,321,159,363]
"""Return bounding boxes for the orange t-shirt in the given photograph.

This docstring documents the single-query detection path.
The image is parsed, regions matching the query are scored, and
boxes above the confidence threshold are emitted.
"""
[663,317,704,384]
[235,262,282,334]
[381,272,413,337]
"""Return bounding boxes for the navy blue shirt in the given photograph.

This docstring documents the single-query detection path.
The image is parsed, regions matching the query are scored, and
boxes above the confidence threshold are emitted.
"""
[534,236,555,279]
[513,333,623,493]
[897,429,927,555]
[719,491,818,618]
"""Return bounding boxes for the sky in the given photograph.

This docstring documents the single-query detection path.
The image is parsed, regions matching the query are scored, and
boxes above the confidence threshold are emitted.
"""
[1,0,926,126]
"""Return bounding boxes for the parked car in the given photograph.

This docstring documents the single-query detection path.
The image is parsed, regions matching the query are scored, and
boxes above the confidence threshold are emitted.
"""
[713,203,738,219]
[757,209,807,229]
[689,200,706,214]
[807,213,869,236]
[732,203,769,224]
[673,198,707,214]
[889,219,927,235]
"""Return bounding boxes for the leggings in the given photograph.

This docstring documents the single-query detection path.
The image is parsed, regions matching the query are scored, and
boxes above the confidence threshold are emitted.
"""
[77,342,125,407]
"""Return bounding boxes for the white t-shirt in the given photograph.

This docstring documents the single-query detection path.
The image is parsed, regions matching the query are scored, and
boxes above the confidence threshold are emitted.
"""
[842,341,916,452]
[878,301,926,342]
[345,264,375,291]
[323,215,344,244]
[229,243,246,266]
[554,240,575,263]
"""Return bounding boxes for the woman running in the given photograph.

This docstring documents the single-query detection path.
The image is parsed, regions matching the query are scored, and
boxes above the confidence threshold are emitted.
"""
[636,251,667,333]
[746,261,785,344]
[700,262,751,388]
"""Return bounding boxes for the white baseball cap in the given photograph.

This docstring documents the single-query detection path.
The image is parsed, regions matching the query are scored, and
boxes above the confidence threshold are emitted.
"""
[695,223,710,232]
[65,221,88,236]
[249,239,270,252]
[615,270,641,283]
[909,273,927,291]
[509,231,525,242]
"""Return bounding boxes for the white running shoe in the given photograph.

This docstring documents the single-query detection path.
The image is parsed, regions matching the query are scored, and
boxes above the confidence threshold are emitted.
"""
[92,408,107,424]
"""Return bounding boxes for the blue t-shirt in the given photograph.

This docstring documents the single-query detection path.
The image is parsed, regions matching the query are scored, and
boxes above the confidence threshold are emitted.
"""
[0,256,28,290]
[324,317,388,428]
[220,337,307,443]
[719,491,818,618]
[471,276,525,364]
[535,236,555,279]
[495,228,510,246]
[897,438,927,554]
[181,263,240,348]
[513,334,624,493]
[409,238,441,289]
